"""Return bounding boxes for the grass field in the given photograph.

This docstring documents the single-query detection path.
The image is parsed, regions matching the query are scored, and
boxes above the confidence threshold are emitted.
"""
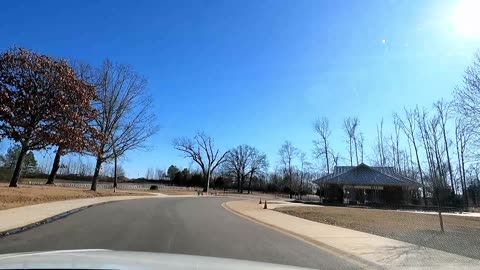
[276,205,480,260]
[0,184,151,210]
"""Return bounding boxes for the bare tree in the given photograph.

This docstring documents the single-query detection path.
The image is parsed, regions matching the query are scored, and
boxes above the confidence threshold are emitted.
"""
[434,99,455,195]
[417,109,446,232]
[343,117,359,166]
[454,51,480,206]
[246,148,268,194]
[313,117,331,174]
[395,108,427,205]
[393,118,401,171]
[358,132,364,164]
[469,164,480,206]
[224,145,253,193]
[145,168,155,180]
[374,118,387,166]
[89,60,158,191]
[455,117,472,206]
[279,141,298,198]
[332,153,340,168]
[155,168,164,180]
[173,132,228,194]
[352,119,360,165]
[455,51,480,134]
[299,151,311,199]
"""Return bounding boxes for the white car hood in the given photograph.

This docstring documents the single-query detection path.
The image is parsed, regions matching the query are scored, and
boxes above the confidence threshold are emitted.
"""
[0,250,313,270]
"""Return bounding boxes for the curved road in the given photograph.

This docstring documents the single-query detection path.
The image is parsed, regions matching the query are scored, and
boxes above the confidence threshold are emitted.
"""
[0,197,359,269]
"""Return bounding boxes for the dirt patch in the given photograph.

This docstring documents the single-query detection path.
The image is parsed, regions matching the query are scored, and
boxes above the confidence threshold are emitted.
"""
[276,206,480,260]
[0,184,150,210]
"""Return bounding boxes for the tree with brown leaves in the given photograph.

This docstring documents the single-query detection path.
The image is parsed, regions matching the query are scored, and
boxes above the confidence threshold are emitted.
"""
[0,48,97,187]
[46,62,101,185]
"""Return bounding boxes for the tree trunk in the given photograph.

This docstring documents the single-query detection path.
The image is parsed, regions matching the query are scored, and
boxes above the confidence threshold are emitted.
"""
[354,138,358,165]
[436,189,445,232]
[9,146,28,187]
[113,148,118,189]
[433,141,445,187]
[456,125,469,207]
[240,176,244,194]
[396,135,400,173]
[91,157,102,191]
[379,124,385,166]
[206,171,211,195]
[456,135,467,207]
[248,175,253,194]
[477,177,480,207]
[300,177,303,200]
[324,140,330,174]
[237,175,241,193]
[461,151,469,207]
[438,205,444,232]
[391,143,396,170]
[442,131,455,195]
[349,139,353,166]
[459,163,466,207]
[46,148,62,185]
[412,141,427,206]
[289,169,293,199]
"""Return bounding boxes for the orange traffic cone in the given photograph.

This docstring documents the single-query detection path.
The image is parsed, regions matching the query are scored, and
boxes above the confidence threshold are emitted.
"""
[264,200,268,209]
[259,198,262,204]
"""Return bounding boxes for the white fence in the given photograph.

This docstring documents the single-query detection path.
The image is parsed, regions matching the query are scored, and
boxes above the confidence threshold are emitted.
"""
[23,181,196,190]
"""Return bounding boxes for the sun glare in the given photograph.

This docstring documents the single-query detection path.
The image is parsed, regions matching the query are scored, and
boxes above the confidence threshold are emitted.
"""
[452,0,480,37]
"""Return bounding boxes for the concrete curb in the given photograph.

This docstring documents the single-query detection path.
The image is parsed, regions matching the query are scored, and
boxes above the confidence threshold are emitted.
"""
[222,201,383,270]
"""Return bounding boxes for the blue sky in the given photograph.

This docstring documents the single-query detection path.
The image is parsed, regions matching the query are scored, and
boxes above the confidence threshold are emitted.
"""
[1,0,479,177]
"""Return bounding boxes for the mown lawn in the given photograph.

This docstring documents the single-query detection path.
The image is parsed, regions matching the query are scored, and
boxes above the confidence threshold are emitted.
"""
[0,184,150,210]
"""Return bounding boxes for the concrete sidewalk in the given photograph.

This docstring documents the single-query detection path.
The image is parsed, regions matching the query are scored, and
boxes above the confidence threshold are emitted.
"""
[0,194,164,233]
[400,209,480,218]
[224,200,480,270]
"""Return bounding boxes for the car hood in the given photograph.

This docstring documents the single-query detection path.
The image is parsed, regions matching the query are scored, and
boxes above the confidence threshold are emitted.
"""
[0,250,313,270]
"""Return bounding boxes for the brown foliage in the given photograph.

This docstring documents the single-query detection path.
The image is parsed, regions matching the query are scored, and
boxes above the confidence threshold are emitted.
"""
[0,47,98,152]
[0,47,101,187]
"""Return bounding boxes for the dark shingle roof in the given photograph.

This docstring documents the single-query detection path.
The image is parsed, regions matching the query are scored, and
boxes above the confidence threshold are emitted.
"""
[314,163,420,187]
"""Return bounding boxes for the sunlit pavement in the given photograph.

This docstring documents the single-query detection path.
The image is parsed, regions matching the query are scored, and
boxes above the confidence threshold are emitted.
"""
[0,197,359,270]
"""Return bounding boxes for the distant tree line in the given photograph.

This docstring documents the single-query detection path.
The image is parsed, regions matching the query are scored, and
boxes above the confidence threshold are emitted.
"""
[311,51,480,208]
[168,51,480,207]
[3,45,480,207]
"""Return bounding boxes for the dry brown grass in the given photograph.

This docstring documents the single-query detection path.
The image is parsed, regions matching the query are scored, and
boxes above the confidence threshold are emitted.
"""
[276,206,480,259]
[0,184,150,210]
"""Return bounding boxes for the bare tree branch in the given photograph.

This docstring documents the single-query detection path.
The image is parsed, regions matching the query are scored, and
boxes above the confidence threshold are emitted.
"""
[173,132,228,194]
[88,60,158,191]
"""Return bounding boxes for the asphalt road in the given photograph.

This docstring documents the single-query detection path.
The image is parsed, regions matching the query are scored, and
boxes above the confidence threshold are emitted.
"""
[0,197,359,269]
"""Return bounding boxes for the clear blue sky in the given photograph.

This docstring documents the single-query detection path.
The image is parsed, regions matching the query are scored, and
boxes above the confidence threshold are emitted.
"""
[1,0,479,177]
